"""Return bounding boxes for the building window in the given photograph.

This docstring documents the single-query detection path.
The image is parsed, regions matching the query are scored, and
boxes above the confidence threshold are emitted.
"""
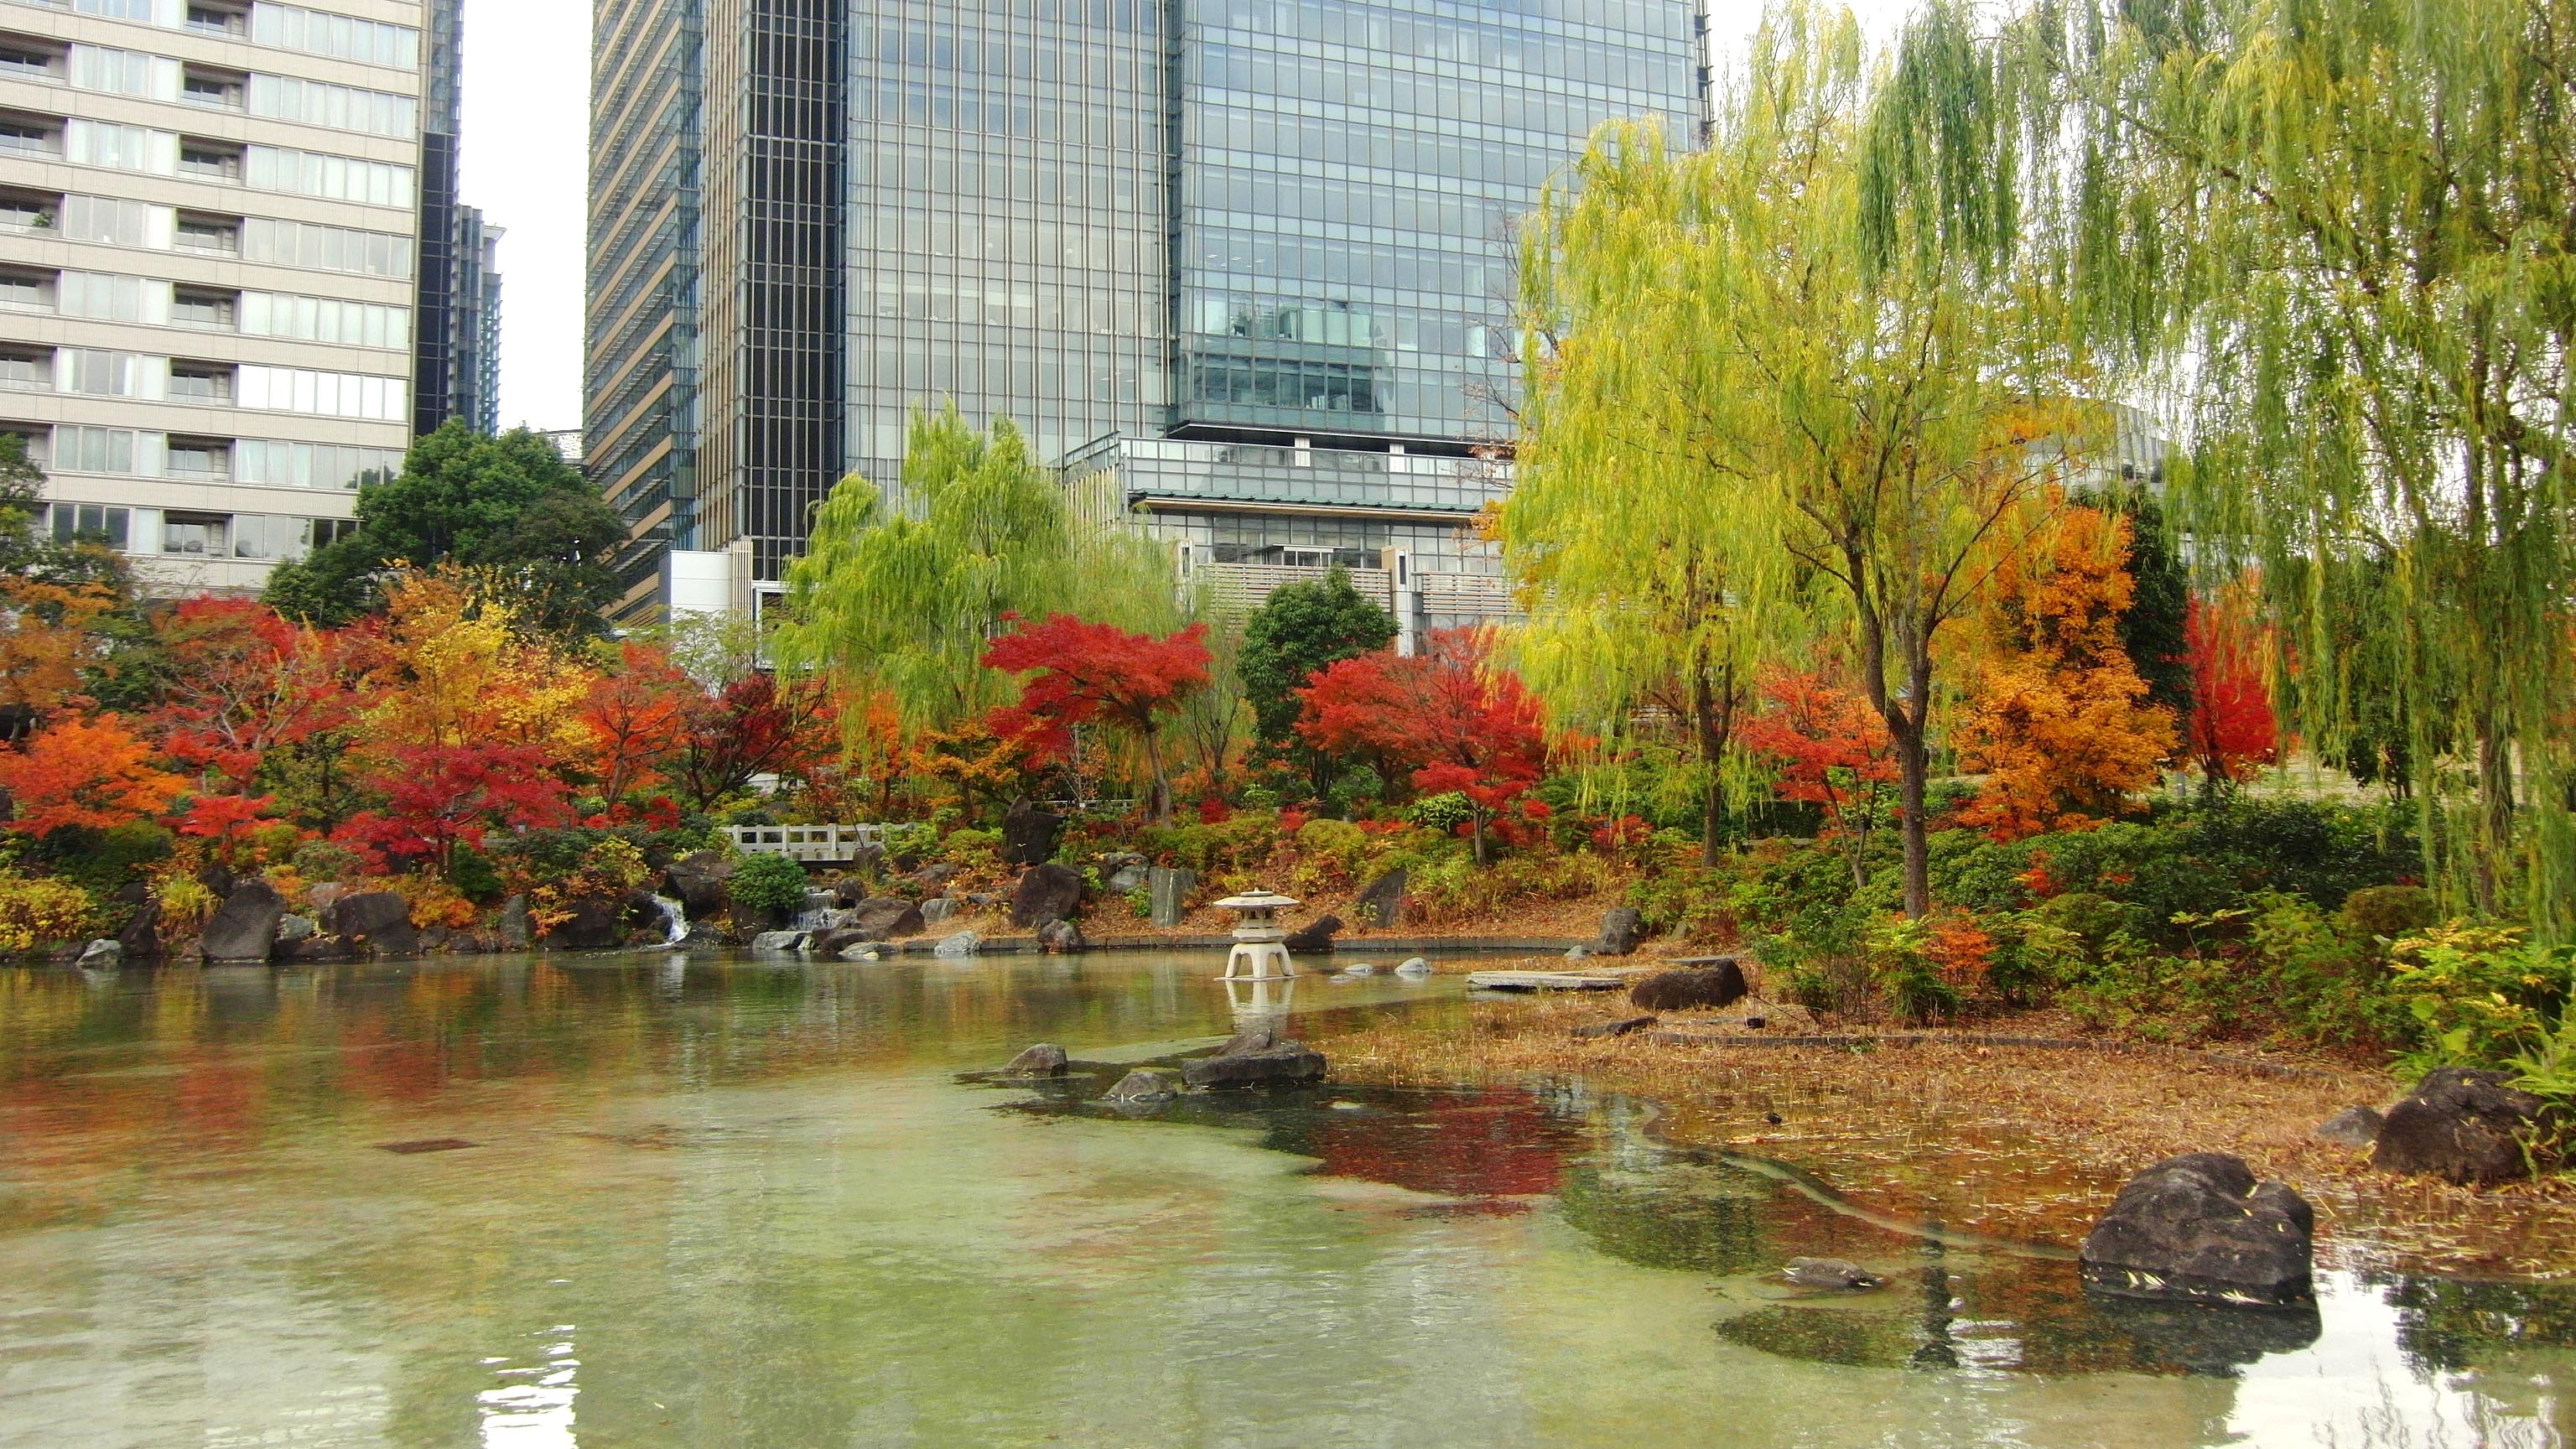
[49,502,130,550]
[169,362,235,404]
[0,113,61,156]
[161,512,228,555]
[306,516,357,550]
[0,347,52,392]
[53,424,139,474]
[180,67,245,109]
[178,140,244,182]
[184,3,247,38]
[0,268,49,312]
[171,288,237,330]
[174,212,242,253]
[0,37,65,82]
[230,512,303,559]
[0,190,55,231]
[165,436,230,478]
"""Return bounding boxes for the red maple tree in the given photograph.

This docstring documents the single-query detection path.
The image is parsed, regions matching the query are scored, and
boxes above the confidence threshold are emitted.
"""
[0,713,187,839]
[581,641,696,809]
[1740,669,1897,886]
[2183,597,2280,791]
[334,742,577,871]
[1294,630,1550,864]
[667,671,839,813]
[981,614,1212,821]
[148,598,366,792]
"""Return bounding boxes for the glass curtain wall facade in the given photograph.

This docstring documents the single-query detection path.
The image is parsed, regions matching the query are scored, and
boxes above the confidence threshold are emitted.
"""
[410,0,496,434]
[587,0,704,616]
[842,0,1167,493]
[589,0,1702,619]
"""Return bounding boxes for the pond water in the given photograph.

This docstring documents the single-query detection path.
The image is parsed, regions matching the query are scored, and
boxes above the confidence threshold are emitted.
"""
[2,950,2571,1447]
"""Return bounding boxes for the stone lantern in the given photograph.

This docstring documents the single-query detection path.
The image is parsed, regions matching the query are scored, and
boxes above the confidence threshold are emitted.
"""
[1213,889,1301,980]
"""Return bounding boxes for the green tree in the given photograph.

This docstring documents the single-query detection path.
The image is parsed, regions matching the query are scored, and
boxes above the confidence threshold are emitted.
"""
[1519,6,2094,914]
[1238,567,1394,788]
[1970,0,2576,925]
[265,423,625,636]
[772,404,1175,735]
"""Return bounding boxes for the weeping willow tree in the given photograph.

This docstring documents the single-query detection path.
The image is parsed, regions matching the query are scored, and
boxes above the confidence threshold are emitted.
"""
[1514,3,2101,915]
[1975,0,2576,927]
[771,404,1179,737]
[1509,124,1792,867]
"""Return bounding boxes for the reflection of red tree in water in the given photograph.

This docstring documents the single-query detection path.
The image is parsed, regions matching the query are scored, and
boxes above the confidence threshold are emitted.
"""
[1301,1093,1571,1209]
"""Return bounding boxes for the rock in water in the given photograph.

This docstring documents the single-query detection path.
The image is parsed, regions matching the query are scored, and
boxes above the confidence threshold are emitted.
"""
[2372,1068,2557,1185]
[1104,1069,1177,1103]
[1214,1021,1280,1056]
[327,891,418,956]
[2080,1152,2314,1306]
[1356,869,1408,928]
[750,930,811,954]
[1629,961,1749,1012]
[837,943,881,961]
[1394,957,1431,979]
[1594,906,1645,956]
[1038,918,1084,953]
[1182,1040,1328,1090]
[1010,864,1086,927]
[75,938,121,968]
[932,930,982,958]
[200,881,287,963]
[1572,1015,1657,1041]
[274,914,318,944]
[115,899,163,958]
[2312,1105,2386,1150]
[497,895,532,950]
[1283,914,1343,953]
[1003,1043,1070,1077]
[845,897,927,940]
[1340,962,1376,977]
[1783,1258,1883,1290]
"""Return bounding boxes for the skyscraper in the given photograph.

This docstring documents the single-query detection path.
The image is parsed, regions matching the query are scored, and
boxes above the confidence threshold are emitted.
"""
[0,0,495,595]
[588,0,1704,626]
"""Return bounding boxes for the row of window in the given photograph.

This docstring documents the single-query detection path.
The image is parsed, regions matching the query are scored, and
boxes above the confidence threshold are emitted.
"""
[1185,355,1383,413]
[0,266,408,346]
[25,0,418,70]
[3,38,417,138]
[2,191,417,280]
[10,117,418,209]
[41,423,399,487]
[47,500,356,559]
[0,345,405,419]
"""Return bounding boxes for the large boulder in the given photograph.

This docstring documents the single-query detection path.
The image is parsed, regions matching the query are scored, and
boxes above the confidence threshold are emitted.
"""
[1148,866,1196,927]
[497,895,532,950]
[661,851,735,920]
[200,881,286,963]
[1594,906,1646,957]
[1004,1043,1069,1077]
[75,938,121,969]
[1038,918,1084,953]
[1001,800,1063,866]
[1630,960,1749,1012]
[549,898,622,950]
[1283,914,1343,953]
[2080,1152,2314,1306]
[1010,864,1086,928]
[1100,853,1150,896]
[921,897,958,926]
[750,930,811,954]
[845,897,927,941]
[326,891,418,957]
[1104,1068,1178,1103]
[932,929,982,958]
[1356,869,1407,929]
[1182,1037,1328,1090]
[2372,1068,2557,1186]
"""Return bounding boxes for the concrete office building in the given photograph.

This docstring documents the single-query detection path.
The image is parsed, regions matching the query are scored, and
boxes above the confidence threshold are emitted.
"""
[587,0,1703,627]
[0,0,494,595]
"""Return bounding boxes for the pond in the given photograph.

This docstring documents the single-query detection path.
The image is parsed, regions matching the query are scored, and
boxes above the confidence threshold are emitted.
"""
[1,950,2569,1446]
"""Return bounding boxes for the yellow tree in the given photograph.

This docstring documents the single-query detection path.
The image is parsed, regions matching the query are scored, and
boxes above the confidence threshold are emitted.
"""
[1518,3,2101,913]
[359,567,598,765]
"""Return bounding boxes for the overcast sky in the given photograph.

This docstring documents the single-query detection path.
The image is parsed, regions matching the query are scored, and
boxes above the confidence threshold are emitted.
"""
[458,0,1919,436]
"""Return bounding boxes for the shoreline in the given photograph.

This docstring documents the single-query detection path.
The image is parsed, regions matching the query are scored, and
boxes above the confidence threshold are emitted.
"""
[1304,989,2576,1281]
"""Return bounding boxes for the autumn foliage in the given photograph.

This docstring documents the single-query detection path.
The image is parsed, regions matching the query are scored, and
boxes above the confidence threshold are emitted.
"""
[1295,630,1552,863]
[1956,507,2178,839]
[0,714,185,839]
[2183,597,2280,787]
[981,613,1212,820]
[1740,669,1896,884]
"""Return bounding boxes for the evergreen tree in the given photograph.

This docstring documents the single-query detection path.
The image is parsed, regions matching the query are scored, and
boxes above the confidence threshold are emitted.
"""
[1238,567,1395,753]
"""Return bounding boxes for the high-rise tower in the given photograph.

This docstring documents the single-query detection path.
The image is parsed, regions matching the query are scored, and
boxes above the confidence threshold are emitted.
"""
[588,0,1705,626]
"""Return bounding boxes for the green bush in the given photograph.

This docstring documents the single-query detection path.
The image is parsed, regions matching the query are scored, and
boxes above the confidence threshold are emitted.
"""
[730,853,813,917]
[942,827,1001,868]
[1140,809,1281,875]
[1407,792,1473,834]
[39,822,172,896]
[2339,884,2439,941]
[2387,923,2575,1076]
[881,822,937,862]
[446,845,506,904]
[0,874,96,953]
[1292,818,1371,884]
[291,839,369,884]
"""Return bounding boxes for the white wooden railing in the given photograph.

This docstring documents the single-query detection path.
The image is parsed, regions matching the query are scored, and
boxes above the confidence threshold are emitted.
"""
[723,823,889,862]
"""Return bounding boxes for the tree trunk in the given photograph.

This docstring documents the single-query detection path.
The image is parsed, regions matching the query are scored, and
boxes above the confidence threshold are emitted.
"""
[1144,728,1171,824]
[1692,652,1735,868]
[2475,713,2514,911]
[1894,718,1931,917]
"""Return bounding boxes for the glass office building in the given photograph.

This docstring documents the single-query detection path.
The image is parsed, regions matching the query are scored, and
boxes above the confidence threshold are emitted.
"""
[589,0,1704,625]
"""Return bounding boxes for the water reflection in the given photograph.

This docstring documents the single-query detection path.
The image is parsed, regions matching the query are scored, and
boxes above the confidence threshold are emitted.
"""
[1,954,2571,1447]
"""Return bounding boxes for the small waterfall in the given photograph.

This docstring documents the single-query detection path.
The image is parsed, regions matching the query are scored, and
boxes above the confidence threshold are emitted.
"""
[793,886,835,932]
[649,894,688,946]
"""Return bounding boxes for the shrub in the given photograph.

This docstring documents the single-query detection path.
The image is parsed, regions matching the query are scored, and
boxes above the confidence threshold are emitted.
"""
[1141,808,1281,875]
[1407,792,1473,834]
[1291,818,1371,887]
[0,874,96,953]
[447,844,506,904]
[1325,766,1384,815]
[2387,923,2575,1076]
[153,870,219,937]
[941,827,1002,869]
[2339,884,2439,941]
[290,839,369,884]
[730,852,812,917]
[389,873,478,931]
[1867,913,1966,1024]
[880,822,937,862]
[41,822,173,897]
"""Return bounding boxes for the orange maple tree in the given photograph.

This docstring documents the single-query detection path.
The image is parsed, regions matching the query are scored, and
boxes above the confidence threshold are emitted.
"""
[0,713,186,839]
[1957,507,2177,839]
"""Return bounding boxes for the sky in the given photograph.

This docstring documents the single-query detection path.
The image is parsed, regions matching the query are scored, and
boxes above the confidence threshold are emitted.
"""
[457,0,1919,437]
